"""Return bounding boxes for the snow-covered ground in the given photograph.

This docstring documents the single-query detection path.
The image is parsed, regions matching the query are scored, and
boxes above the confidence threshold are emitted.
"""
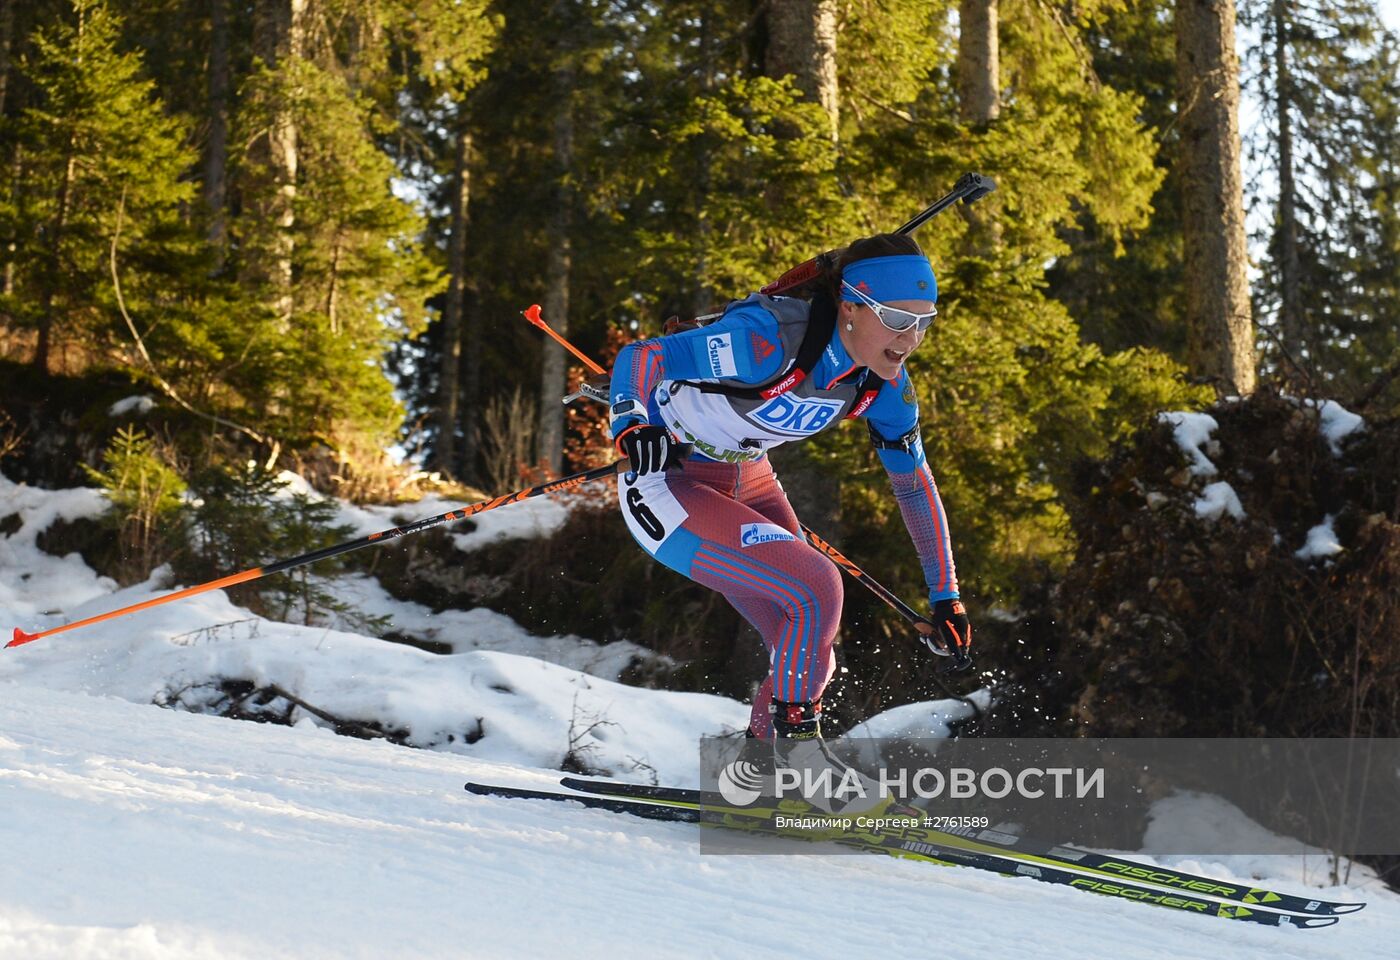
[1,467,1396,957]
[0,469,724,778]
[1,684,1395,960]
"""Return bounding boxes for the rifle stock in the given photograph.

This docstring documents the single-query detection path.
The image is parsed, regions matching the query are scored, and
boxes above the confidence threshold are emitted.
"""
[759,172,996,298]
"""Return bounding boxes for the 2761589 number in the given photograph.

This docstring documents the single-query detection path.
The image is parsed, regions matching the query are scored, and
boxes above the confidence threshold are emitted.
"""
[923,816,989,830]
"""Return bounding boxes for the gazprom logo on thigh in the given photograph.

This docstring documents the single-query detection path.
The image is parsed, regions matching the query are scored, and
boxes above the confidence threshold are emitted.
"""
[752,396,844,436]
[740,523,798,547]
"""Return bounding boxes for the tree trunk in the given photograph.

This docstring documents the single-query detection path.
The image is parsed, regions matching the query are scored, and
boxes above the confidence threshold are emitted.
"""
[957,0,1000,253]
[764,0,840,140]
[462,282,482,484]
[205,0,231,259]
[957,0,1000,125]
[251,0,306,323]
[436,120,472,478]
[1273,0,1303,359]
[690,7,715,316]
[536,66,574,475]
[1176,0,1256,396]
[325,231,341,333]
[1,0,15,298]
[3,147,17,298]
[762,0,843,540]
[0,0,13,118]
[36,148,76,375]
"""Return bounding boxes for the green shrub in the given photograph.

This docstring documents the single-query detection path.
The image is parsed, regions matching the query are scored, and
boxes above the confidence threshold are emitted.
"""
[83,425,188,581]
[182,461,386,632]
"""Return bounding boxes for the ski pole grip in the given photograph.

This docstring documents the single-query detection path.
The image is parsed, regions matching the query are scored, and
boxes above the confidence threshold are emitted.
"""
[917,618,954,658]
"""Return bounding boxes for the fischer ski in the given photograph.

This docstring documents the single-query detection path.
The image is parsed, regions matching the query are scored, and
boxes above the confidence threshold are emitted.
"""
[464,778,1351,929]
[555,776,1366,919]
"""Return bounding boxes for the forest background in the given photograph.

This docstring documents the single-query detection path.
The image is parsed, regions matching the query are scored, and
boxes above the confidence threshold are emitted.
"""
[1,0,1398,764]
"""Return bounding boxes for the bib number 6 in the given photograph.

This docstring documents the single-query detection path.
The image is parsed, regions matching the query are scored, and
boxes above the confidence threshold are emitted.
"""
[619,475,688,549]
[625,487,665,541]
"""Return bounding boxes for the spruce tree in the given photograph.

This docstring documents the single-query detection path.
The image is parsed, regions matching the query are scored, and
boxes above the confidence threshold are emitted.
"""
[0,0,196,375]
[1242,0,1400,402]
[1045,0,1190,362]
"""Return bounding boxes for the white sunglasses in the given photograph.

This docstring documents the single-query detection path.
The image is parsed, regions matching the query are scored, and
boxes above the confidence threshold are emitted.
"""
[842,280,938,333]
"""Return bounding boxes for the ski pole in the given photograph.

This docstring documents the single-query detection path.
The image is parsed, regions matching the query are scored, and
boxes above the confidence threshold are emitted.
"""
[516,313,971,672]
[799,526,936,637]
[802,525,971,675]
[524,304,606,376]
[7,460,626,650]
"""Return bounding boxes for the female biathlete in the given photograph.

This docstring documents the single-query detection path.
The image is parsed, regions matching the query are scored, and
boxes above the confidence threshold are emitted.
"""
[608,233,972,741]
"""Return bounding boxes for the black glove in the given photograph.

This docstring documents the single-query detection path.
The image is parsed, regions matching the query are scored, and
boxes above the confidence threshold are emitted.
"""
[616,424,680,477]
[926,598,973,674]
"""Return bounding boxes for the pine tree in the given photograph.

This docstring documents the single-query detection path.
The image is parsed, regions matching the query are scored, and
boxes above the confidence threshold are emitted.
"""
[1045,0,1190,362]
[338,0,498,481]
[216,0,500,464]
[1241,0,1400,402]
[392,0,1207,601]
[0,0,196,375]
[815,0,1203,600]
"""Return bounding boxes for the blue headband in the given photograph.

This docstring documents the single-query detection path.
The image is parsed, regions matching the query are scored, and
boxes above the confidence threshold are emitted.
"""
[840,254,938,304]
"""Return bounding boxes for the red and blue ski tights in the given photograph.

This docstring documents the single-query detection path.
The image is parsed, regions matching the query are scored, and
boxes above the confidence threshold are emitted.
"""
[617,457,841,738]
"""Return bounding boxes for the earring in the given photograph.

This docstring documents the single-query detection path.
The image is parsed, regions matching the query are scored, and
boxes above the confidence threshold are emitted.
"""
[845,321,853,331]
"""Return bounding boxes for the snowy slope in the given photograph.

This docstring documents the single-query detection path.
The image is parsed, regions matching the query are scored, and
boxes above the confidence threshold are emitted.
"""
[0,684,1395,960]
[2,468,1397,957]
[0,470,743,782]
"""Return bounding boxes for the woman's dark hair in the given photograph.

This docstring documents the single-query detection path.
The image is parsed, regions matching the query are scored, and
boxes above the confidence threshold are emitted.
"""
[827,233,925,296]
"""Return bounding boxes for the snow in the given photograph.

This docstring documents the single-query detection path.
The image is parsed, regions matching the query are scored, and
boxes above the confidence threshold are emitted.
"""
[0,473,116,620]
[108,395,156,417]
[321,573,666,680]
[2,468,1396,956]
[1159,411,1220,477]
[1296,516,1344,560]
[1278,397,1366,455]
[1162,401,1363,527]
[252,469,577,553]
[0,577,742,781]
[1149,791,1347,860]
[0,684,1395,960]
[0,470,733,780]
[1144,792,1386,898]
[847,688,993,739]
[449,495,574,552]
[1317,400,1364,455]
[1194,481,1246,521]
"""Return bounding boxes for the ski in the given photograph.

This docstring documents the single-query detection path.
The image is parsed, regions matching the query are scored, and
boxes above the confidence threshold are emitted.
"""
[465,781,701,822]
[464,778,1344,929]
[555,776,1366,918]
[560,775,1366,916]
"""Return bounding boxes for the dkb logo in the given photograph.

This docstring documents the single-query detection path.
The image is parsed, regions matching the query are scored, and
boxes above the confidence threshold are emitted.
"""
[752,396,843,435]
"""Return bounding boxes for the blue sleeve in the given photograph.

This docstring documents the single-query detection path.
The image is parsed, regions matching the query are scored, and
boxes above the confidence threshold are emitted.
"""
[656,302,786,384]
[859,370,960,602]
[609,300,786,439]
